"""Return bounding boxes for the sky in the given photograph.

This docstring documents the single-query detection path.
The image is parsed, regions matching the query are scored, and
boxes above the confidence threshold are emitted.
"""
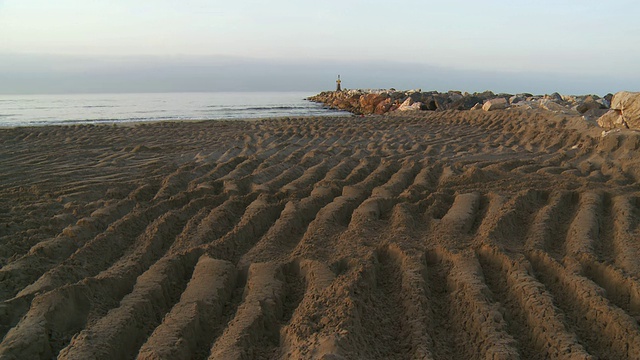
[1,0,639,95]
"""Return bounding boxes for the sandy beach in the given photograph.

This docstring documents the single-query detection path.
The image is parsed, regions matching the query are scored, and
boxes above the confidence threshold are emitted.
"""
[2,108,640,359]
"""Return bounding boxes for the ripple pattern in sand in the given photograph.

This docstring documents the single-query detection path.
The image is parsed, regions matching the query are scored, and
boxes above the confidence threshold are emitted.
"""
[2,110,640,359]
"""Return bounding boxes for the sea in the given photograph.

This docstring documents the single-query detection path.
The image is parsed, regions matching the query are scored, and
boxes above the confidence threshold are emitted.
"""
[0,92,348,128]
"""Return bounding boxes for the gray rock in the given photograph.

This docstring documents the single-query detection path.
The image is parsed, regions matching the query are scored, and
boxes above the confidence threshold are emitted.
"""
[409,92,424,103]
[576,99,604,114]
[422,96,438,111]
[539,99,568,112]
[596,98,610,108]
[582,108,609,124]
[546,92,563,102]
[475,90,496,100]
[509,95,524,104]
[604,93,614,104]
[447,96,482,110]
[447,91,463,102]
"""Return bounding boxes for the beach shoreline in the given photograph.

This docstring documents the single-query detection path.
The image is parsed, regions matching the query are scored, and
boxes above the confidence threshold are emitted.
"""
[0,91,350,128]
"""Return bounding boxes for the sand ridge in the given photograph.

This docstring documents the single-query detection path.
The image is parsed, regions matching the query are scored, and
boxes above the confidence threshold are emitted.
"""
[1,109,640,359]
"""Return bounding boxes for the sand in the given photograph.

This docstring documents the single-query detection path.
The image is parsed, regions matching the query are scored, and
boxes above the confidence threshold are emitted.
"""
[1,108,640,359]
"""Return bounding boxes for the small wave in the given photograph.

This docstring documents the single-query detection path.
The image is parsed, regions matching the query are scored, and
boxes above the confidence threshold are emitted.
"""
[21,116,186,126]
[244,106,309,111]
[76,115,182,123]
[0,99,37,102]
[131,110,168,114]
[205,105,308,111]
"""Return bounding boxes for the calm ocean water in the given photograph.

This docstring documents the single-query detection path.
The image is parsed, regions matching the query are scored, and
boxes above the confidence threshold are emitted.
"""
[0,92,348,127]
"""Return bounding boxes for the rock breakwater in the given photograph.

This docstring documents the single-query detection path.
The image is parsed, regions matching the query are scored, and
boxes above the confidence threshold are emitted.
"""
[308,88,615,123]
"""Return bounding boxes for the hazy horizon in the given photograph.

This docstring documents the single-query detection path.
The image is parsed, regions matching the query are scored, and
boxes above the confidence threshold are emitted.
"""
[1,1,639,96]
[2,53,635,96]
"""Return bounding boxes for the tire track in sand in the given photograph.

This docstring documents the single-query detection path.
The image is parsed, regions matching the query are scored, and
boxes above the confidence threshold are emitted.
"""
[528,250,640,359]
[3,111,640,358]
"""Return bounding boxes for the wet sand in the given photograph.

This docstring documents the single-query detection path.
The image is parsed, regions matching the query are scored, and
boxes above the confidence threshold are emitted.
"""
[1,108,640,359]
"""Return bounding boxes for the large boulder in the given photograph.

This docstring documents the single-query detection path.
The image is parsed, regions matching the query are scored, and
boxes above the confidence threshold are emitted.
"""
[539,99,570,113]
[604,93,614,105]
[332,98,352,111]
[582,108,609,124]
[598,110,626,129]
[482,98,508,111]
[545,92,563,102]
[597,91,640,130]
[447,91,464,102]
[447,95,483,110]
[348,95,361,108]
[475,90,496,100]
[422,96,439,111]
[611,91,640,120]
[374,98,393,114]
[359,93,388,114]
[576,96,605,114]
[509,95,524,104]
[397,97,423,111]
[409,92,424,103]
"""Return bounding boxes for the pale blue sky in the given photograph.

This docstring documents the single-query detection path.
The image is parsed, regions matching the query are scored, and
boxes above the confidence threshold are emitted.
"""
[1,0,638,94]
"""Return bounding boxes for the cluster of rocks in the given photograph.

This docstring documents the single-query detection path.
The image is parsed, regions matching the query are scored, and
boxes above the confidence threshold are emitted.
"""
[308,89,612,115]
[308,89,640,130]
[308,89,501,115]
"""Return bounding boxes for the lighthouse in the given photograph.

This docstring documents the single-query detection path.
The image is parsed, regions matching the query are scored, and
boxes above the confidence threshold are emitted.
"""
[336,75,342,92]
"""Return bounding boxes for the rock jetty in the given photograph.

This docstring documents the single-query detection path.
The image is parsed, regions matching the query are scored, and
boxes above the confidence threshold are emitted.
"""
[307,89,632,128]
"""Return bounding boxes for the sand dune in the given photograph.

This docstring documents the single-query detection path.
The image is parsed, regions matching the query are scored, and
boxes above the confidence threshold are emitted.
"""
[2,108,640,359]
